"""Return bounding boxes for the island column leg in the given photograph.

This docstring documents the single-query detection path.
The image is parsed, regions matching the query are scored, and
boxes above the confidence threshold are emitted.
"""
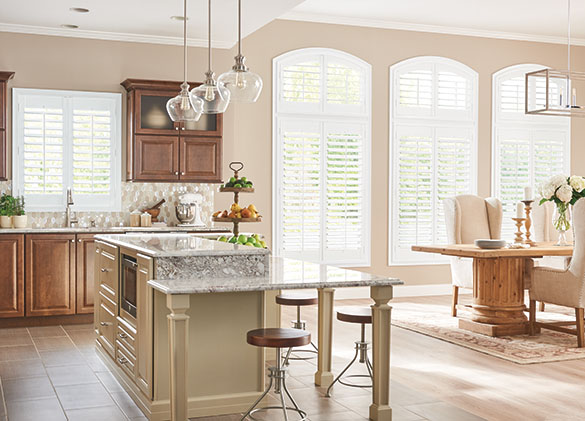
[167,294,191,421]
[369,285,393,421]
[315,288,335,388]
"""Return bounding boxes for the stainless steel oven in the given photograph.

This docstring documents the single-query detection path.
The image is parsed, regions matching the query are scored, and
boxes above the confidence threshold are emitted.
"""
[121,255,137,318]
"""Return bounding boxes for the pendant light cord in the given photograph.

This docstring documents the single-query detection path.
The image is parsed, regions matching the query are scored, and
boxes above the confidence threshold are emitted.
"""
[568,0,571,77]
[207,0,212,74]
[183,0,187,83]
[238,0,242,56]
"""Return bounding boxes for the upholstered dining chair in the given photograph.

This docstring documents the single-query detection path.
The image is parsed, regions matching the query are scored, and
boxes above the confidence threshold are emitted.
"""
[529,198,585,348]
[443,195,503,317]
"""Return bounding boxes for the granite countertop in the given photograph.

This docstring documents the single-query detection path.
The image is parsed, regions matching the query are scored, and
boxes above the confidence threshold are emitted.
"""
[148,256,403,294]
[0,226,230,234]
[95,233,269,258]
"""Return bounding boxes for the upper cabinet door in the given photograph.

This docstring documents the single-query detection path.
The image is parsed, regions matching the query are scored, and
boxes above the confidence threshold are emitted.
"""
[134,135,179,181]
[179,136,222,182]
[180,112,222,137]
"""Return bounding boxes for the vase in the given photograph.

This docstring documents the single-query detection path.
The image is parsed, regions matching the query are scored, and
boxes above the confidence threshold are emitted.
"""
[12,215,27,228]
[0,215,12,228]
[552,203,572,246]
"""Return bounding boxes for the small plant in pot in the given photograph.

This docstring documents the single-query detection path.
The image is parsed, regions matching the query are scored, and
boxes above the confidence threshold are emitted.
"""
[12,196,27,228]
[0,194,13,228]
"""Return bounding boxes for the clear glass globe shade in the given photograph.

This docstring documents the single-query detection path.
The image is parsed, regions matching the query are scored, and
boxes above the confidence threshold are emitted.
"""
[218,69,263,103]
[189,82,231,114]
[166,92,203,122]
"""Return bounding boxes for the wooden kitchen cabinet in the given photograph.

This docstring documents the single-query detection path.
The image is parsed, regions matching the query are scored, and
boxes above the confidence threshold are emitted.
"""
[0,234,24,318]
[0,71,15,181]
[25,234,76,316]
[76,234,98,314]
[122,79,223,182]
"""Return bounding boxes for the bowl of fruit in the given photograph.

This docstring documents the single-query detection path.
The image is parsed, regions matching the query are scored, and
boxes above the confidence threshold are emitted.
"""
[217,233,267,249]
[220,176,254,192]
[212,203,261,222]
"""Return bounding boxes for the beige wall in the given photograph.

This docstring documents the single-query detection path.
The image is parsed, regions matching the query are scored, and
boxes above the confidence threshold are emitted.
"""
[1,20,584,286]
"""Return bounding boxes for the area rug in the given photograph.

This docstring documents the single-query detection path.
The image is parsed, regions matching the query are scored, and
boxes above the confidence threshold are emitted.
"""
[390,301,585,364]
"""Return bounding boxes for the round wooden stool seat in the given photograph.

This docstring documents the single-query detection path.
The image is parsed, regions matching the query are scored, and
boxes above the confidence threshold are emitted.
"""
[276,293,318,306]
[337,307,372,324]
[247,328,311,348]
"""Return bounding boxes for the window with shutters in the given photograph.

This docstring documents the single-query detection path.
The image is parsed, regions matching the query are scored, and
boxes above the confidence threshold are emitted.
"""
[12,88,122,212]
[389,57,478,264]
[273,48,371,266]
[492,65,570,240]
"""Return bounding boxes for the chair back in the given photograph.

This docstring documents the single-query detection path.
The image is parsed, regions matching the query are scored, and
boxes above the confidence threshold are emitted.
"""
[532,201,574,243]
[570,199,585,279]
[444,195,502,244]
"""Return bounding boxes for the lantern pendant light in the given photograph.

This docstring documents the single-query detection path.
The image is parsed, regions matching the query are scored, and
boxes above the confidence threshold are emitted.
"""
[166,0,203,122]
[218,0,263,102]
[190,0,230,114]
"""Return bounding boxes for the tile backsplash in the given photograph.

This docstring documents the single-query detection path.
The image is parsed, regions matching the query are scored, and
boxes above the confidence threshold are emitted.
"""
[0,181,215,228]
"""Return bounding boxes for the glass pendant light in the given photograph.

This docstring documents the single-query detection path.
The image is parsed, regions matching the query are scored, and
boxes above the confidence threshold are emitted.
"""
[166,0,203,121]
[190,0,230,114]
[218,0,263,103]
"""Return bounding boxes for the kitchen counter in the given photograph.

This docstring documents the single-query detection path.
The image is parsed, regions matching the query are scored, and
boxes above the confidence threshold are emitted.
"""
[148,256,402,294]
[0,226,229,234]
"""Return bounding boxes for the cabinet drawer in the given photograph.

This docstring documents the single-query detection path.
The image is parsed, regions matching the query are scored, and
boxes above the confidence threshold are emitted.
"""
[116,340,136,380]
[98,246,118,300]
[97,294,116,358]
[116,319,137,355]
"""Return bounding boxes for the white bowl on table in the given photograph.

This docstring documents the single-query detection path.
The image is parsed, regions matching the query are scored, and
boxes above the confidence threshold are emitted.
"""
[474,239,507,249]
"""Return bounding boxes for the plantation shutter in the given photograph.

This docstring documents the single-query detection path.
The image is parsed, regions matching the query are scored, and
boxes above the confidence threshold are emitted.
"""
[390,58,477,264]
[13,89,121,212]
[493,65,570,240]
[274,49,371,266]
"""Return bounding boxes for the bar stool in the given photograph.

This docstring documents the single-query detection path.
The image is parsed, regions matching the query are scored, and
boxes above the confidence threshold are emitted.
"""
[326,307,373,397]
[241,328,310,421]
[275,293,319,364]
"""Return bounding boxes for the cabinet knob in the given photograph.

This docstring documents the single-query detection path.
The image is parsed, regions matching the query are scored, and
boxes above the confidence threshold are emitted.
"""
[181,172,185,175]
[71,239,75,243]
[117,357,128,365]
[118,332,128,339]
[78,239,82,243]
[100,268,110,273]
[96,249,100,253]
[174,171,179,175]
[175,127,179,131]
[181,127,185,130]
[99,321,112,327]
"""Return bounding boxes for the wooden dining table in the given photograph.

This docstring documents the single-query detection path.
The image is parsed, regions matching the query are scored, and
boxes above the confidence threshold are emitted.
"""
[412,243,573,337]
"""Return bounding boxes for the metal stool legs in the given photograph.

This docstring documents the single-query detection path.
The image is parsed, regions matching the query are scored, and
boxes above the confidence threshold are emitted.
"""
[241,348,308,421]
[326,323,373,397]
[283,306,318,366]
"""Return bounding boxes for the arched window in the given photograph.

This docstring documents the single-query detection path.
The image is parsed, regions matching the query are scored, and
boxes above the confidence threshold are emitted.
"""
[492,64,570,239]
[273,48,371,266]
[389,57,478,264]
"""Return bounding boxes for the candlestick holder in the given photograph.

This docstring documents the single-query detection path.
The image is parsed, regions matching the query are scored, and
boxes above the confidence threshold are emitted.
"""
[522,200,536,247]
[512,218,526,245]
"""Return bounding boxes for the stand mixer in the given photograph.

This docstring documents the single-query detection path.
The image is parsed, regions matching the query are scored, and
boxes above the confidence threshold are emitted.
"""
[175,193,205,227]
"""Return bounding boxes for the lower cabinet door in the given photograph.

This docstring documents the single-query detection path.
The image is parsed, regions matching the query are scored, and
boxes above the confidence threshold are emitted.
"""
[76,234,100,314]
[97,294,116,357]
[0,235,24,318]
[25,234,76,316]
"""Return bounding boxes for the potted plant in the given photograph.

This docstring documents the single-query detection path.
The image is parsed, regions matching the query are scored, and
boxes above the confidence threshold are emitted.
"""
[0,194,13,228]
[12,196,27,228]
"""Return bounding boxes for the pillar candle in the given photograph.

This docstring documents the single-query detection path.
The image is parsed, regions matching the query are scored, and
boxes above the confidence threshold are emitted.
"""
[516,202,524,219]
[524,186,533,201]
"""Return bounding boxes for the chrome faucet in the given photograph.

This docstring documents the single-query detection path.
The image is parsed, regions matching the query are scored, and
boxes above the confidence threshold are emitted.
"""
[65,188,78,227]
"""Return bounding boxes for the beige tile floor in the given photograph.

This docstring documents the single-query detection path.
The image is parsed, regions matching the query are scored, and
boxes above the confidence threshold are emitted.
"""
[0,299,485,421]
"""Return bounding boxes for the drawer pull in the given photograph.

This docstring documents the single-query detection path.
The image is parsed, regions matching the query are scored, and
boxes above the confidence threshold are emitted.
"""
[99,321,112,327]
[100,268,110,273]
[117,357,128,365]
[118,332,128,339]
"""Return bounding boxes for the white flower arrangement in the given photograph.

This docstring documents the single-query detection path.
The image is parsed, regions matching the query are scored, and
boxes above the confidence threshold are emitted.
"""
[538,174,585,205]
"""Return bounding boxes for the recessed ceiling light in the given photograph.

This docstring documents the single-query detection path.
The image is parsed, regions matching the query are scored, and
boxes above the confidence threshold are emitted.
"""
[69,7,89,13]
[60,24,79,29]
[170,16,189,21]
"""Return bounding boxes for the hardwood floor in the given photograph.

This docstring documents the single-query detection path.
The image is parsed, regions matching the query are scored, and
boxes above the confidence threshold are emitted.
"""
[0,294,584,420]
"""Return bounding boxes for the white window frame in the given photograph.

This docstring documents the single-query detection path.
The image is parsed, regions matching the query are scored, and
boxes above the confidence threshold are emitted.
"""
[389,56,479,265]
[272,47,372,267]
[12,88,122,212]
[491,64,571,239]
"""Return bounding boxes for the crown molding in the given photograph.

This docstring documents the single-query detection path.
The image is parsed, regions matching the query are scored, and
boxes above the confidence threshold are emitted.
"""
[279,12,585,47]
[0,23,235,49]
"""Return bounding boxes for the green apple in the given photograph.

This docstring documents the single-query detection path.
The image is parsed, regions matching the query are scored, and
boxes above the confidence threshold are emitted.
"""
[241,177,247,183]
[217,236,228,242]
[245,242,255,247]
[238,234,248,243]
[229,176,236,184]
[228,236,238,244]
[253,242,262,248]
[247,237,257,245]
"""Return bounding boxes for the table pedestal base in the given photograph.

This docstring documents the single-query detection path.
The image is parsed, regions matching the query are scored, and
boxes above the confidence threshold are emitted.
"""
[458,318,529,337]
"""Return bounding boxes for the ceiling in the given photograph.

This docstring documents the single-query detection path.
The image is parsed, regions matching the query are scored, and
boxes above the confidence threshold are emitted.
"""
[283,0,585,45]
[1,0,584,47]
[0,0,303,48]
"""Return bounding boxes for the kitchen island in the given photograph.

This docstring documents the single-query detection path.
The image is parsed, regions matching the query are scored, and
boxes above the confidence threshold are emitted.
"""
[94,233,402,421]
